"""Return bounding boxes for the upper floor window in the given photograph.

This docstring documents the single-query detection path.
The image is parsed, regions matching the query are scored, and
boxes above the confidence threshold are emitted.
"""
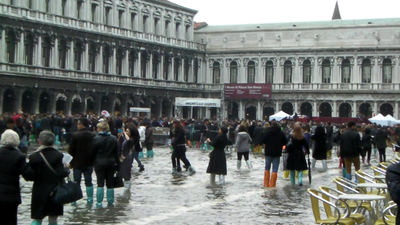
[118,10,124,28]
[42,37,52,67]
[175,23,180,39]
[6,30,17,63]
[25,34,35,65]
[141,51,148,78]
[62,0,67,16]
[45,0,50,13]
[303,60,311,83]
[165,21,170,37]
[284,60,292,83]
[184,58,189,82]
[265,61,274,83]
[362,59,371,83]
[341,59,351,83]
[230,61,238,83]
[185,25,190,40]
[143,16,148,33]
[213,62,220,84]
[77,1,83,19]
[247,61,255,83]
[74,41,83,70]
[154,18,159,35]
[104,7,111,26]
[59,39,68,69]
[383,59,392,83]
[153,54,160,79]
[88,43,97,72]
[193,59,199,83]
[116,48,124,75]
[28,0,33,9]
[130,13,136,30]
[10,0,15,6]
[103,46,111,74]
[322,59,331,83]
[91,4,97,22]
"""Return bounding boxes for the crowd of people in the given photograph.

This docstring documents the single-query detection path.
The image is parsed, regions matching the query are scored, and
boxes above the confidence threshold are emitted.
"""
[1,110,400,225]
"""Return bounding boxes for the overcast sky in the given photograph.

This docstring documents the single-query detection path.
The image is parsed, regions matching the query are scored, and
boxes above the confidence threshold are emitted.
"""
[169,0,400,25]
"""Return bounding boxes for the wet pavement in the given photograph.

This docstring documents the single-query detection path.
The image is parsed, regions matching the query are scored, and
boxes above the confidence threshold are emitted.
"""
[17,146,392,225]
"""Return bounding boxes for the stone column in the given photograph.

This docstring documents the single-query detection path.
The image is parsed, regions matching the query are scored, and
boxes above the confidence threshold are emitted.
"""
[112,47,116,74]
[84,41,89,71]
[257,101,262,120]
[180,57,184,81]
[352,101,357,118]
[0,29,6,62]
[53,38,59,68]
[124,49,129,76]
[394,56,400,83]
[98,45,103,73]
[275,101,279,113]
[148,53,153,78]
[160,54,164,79]
[294,101,298,114]
[332,101,337,117]
[274,58,281,83]
[239,100,244,120]
[352,56,358,83]
[313,101,318,117]
[65,93,72,116]
[15,89,23,112]
[313,57,318,84]
[170,57,174,80]
[37,36,43,66]
[34,91,40,114]
[136,51,141,78]
[190,58,194,82]
[332,57,338,83]
[18,32,25,64]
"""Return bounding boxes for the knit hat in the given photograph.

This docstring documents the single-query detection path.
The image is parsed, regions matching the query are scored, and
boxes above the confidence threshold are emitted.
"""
[1,129,20,147]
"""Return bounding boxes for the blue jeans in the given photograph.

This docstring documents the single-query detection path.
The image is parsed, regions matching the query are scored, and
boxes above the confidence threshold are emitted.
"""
[130,151,143,167]
[53,126,61,136]
[265,156,280,172]
[73,167,93,187]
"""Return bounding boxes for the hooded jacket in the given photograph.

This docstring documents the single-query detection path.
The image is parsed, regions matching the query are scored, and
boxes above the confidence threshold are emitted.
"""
[235,132,252,152]
[263,126,287,157]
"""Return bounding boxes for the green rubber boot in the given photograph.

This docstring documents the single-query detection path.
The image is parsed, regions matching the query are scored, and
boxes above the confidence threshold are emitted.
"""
[107,188,114,206]
[96,187,104,208]
[30,220,42,225]
[86,186,94,205]
[290,170,296,185]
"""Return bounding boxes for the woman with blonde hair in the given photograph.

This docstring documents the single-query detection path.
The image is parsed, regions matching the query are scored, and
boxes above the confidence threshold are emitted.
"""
[286,126,309,186]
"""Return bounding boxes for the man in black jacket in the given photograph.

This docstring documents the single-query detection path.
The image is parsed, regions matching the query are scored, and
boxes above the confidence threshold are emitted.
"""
[386,162,400,225]
[68,118,96,205]
[339,121,361,182]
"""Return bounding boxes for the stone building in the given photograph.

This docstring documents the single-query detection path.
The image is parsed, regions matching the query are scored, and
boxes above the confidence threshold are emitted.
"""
[1,0,400,121]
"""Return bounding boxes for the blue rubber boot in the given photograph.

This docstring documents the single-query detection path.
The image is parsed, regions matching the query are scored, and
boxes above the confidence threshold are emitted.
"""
[96,187,104,208]
[147,150,153,158]
[342,168,347,178]
[346,173,352,181]
[86,186,94,205]
[354,174,358,183]
[107,188,114,206]
[298,171,303,186]
[290,170,296,185]
[30,220,42,225]
[139,152,144,158]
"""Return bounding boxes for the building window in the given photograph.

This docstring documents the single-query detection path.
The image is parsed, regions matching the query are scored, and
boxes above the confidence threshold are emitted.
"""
[42,37,51,67]
[174,57,180,80]
[128,50,136,77]
[175,23,180,39]
[118,10,124,28]
[341,59,351,83]
[116,48,123,75]
[6,30,17,63]
[247,61,255,83]
[103,46,111,74]
[163,54,170,79]
[25,34,35,65]
[284,60,292,83]
[45,0,50,13]
[105,7,111,25]
[77,1,83,19]
[91,4,97,22]
[141,51,148,78]
[165,21,170,37]
[28,0,33,9]
[322,59,331,83]
[213,62,220,84]
[184,58,189,82]
[303,60,311,83]
[265,60,274,83]
[362,59,371,83]
[61,0,67,16]
[58,40,67,69]
[74,42,83,70]
[130,13,136,30]
[154,18,159,35]
[88,44,96,72]
[383,59,392,83]
[153,54,159,79]
[10,0,15,6]
[193,58,198,83]
[230,61,238,83]
[185,25,190,40]
[143,16,148,33]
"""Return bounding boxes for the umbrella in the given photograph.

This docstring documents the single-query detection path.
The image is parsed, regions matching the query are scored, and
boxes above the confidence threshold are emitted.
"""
[307,154,312,184]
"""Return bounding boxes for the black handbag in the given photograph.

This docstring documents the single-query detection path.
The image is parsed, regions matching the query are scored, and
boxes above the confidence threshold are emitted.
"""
[113,173,124,188]
[39,152,83,205]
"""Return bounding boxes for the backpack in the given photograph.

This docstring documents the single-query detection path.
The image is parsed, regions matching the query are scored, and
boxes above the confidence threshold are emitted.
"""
[36,120,42,129]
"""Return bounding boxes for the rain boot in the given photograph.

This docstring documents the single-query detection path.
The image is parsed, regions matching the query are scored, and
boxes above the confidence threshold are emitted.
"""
[139,165,145,172]
[311,158,316,169]
[298,171,303,186]
[219,175,225,185]
[342,167,347,178]
[270,172,278,187]
[322,160,328,171]
[346,173,352,181]
[283,170,289,179]
[30,220,42,225]
[124,180,131,192]
[264,171,270,187]
[209,174,216,186]
[147,150,153,158]
[86,186,94,205]
[107,188,114,206]
[188,166,196,175]
[338,158,343,169]
[96,187,104,208]
[171,167,178,175]
[246,160,253,170]
[139,152,144,158]
[290,170,296,185]
[237,160,241,170]
[354,174,358,183]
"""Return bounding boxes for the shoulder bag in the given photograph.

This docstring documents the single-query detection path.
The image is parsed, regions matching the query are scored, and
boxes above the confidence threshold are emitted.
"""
[39,152,83,205]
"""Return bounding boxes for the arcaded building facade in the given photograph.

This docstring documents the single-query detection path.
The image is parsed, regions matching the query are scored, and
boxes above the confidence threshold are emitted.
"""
[1,0,400,121]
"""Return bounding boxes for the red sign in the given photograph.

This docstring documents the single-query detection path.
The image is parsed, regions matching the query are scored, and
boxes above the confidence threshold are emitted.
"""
[224,84,272,99]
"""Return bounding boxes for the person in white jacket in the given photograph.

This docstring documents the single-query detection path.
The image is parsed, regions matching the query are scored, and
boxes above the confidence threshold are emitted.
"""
[235,125,253,170]
[138,122,146,158]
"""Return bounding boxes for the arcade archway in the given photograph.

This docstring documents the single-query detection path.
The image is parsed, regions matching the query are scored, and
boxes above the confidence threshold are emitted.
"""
[319,102,332,117]
[339,103,352,118]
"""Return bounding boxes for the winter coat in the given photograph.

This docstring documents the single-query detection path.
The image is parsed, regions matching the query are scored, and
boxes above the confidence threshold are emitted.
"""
[0,146,35,205]
[263,126,287,157]
[311,133,328,160]
[91,133,120,171]
[207,134,232,175]
[68,128,96,169]
[286,138,309,171]
[118,136,135,180]
[171,128,186,147]
[235,132,252,152]
[361,133,372,157]
[386,162,400,225]
[252,126,265,146]
[374,129,389,149]
[29,147,70,220]
[145,127,154,144]
[41,117,51,131]
[339,129,362,158]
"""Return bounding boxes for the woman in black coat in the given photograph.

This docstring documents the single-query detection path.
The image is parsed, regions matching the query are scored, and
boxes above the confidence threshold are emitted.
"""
[310,125,328,170]
[29,131,69,225]
[252,122,265,153]
[118,123,139,192]
[206,127,232,186]
[286,127,309,186]
[171,120,196,175]
[0,130,35,225]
